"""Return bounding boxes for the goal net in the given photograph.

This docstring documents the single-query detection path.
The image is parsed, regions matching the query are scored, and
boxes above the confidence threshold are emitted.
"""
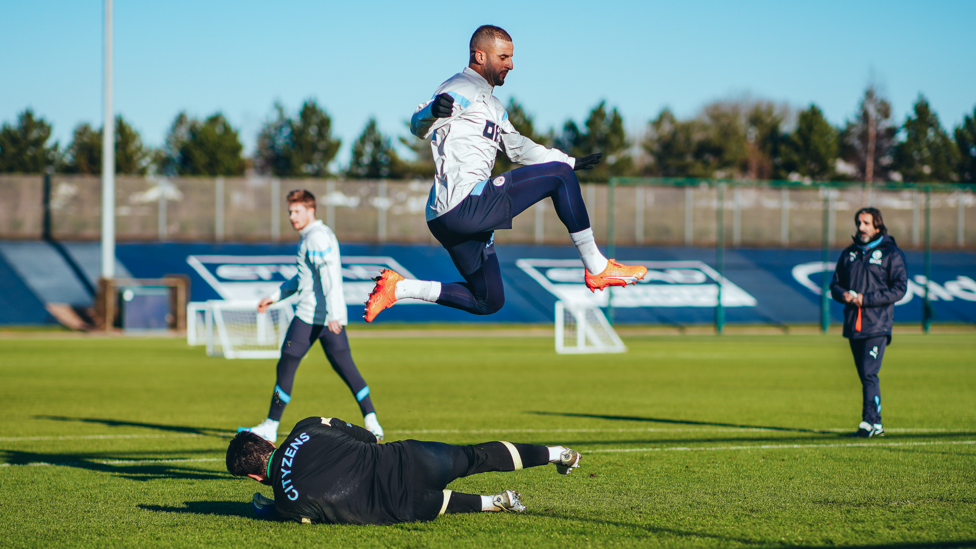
[187,301,294,359]
[555,301,626,354]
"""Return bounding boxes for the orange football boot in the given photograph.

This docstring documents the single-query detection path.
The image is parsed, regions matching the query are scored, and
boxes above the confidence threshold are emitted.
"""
[363,269,404,322]
[584,259,647,292]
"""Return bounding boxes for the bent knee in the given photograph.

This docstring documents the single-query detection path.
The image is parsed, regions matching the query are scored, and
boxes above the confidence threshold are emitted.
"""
[550,161,574,176]
[478,293,505,315]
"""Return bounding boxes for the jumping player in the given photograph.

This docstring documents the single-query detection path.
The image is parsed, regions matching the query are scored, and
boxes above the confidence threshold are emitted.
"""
[226,416,583,525]
[238,190,383,442]
[363,25,646,322]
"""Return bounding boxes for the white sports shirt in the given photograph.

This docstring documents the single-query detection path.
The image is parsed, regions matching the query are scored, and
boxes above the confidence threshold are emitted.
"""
[269,220,347,326]
[411,67,574,221]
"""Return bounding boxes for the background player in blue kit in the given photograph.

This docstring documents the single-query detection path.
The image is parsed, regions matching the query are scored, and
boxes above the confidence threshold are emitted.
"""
[830,207,908,438]
[238,190,384,442]
[364,25,647,322]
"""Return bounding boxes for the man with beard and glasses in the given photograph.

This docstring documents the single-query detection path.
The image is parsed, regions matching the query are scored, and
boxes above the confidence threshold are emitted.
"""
[363,24,646,322]
[830,207,908,437]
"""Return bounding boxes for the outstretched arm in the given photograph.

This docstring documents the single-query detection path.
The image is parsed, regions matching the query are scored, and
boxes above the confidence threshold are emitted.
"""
[410,93,456,138]
[498,115,572,167]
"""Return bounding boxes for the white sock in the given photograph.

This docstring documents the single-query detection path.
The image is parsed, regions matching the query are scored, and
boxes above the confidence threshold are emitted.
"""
[548,446,568,462]
[394,279,441,302]
[570,228,609,275]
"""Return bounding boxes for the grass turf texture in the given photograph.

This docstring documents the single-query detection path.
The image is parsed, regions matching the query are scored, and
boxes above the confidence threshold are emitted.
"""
[1,334,974,548]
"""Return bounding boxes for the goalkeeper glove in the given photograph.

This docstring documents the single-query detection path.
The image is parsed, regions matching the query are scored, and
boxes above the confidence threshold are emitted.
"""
[574,152,603,171]
[430,93,454,118]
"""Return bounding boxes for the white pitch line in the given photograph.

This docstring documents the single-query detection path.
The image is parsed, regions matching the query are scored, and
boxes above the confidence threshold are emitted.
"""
[0,428,969,442]
[0,434,209,442]
[390,427,969,435]
[0,458,223,468]
[589,440,976,453]
[3,439,975,468]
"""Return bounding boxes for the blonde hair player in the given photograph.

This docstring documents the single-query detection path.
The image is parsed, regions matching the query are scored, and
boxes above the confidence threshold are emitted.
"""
[238,190,384,442]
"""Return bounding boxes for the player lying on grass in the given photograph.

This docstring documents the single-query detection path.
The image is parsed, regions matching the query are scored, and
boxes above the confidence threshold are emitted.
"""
[239,190,383,443]
[226,416,582,525]
[363,24,646,322]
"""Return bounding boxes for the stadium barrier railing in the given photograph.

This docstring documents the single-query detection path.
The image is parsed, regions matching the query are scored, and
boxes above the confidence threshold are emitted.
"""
[605,177,976,333]
[2,174,973,251]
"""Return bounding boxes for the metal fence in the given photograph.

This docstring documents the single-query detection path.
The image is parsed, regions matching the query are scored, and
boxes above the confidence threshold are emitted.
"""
[604,177,976,333]
[1,174,974,249]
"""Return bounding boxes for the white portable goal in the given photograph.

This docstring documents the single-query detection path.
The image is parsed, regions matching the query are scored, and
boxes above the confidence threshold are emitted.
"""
[187,300,294,359]
[554,301,627,354]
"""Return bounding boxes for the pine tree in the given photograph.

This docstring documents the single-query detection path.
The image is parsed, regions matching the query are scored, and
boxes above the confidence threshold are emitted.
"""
[557,101,631,181]
[953,106,976,183]
[347,118,405,179]
[780,104,838,181]
[0,109,58,173]
[256,99,341,177]
[642,108,705,177]
[61,115,151,175]
[894,95,959,182]
[164,113,245,176]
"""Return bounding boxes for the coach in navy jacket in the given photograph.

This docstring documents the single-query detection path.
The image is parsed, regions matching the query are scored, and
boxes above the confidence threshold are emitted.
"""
[829,207,908,438]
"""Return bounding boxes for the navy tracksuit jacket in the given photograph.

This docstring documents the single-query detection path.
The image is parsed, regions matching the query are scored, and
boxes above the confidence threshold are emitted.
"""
[829,234,908,425]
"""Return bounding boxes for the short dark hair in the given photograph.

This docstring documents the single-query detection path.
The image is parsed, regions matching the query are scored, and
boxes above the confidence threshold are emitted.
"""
[226,431,275,477]
[469,25,512,56]
[286,189,316,211]
[854,207,887,235]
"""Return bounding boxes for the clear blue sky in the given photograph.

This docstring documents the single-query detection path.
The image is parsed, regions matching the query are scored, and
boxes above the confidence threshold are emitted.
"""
[2,0,974,167]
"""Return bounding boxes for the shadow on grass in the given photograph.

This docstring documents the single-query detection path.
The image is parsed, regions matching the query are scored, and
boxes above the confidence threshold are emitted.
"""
[785,542,976,549]
[0,448,227,481]
[540,430,976,448]
[529,411,839,434]
[544,511,754,544]
[139,501,253,519]
[546,512,976,548]
[34,415,228,437]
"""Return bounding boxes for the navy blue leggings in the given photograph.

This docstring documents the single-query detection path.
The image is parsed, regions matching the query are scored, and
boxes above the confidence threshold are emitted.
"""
[507,161,590,233]
[430,162,590,315]
[849,336,886,425]
[267,318,375,422]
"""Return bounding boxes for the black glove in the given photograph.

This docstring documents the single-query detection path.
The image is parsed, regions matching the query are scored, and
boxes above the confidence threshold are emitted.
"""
[574,152,603,171]
[430,93,454,118]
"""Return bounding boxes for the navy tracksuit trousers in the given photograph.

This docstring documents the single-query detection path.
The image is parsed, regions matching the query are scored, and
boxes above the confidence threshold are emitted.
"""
[848,336,886,425]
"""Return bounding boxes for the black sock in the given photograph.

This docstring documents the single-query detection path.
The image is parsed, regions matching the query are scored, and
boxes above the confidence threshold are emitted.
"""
[445,492,483,514]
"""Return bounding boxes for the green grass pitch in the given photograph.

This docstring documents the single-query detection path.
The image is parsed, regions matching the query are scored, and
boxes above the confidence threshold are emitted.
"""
[1,333,974,548]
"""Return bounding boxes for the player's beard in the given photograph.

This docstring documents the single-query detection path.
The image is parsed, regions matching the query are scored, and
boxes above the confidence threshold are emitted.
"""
[486,60,508,86]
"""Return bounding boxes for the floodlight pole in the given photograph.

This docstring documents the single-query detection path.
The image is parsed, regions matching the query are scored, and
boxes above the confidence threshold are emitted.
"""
[923,185,932,333]
[715,183,725,334]
[101,0,115,278]
[820,185,831,334]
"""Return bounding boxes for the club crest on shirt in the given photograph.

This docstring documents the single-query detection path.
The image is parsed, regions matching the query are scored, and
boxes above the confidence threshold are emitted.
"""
[870,250,883,265]
[493,176,505,187]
